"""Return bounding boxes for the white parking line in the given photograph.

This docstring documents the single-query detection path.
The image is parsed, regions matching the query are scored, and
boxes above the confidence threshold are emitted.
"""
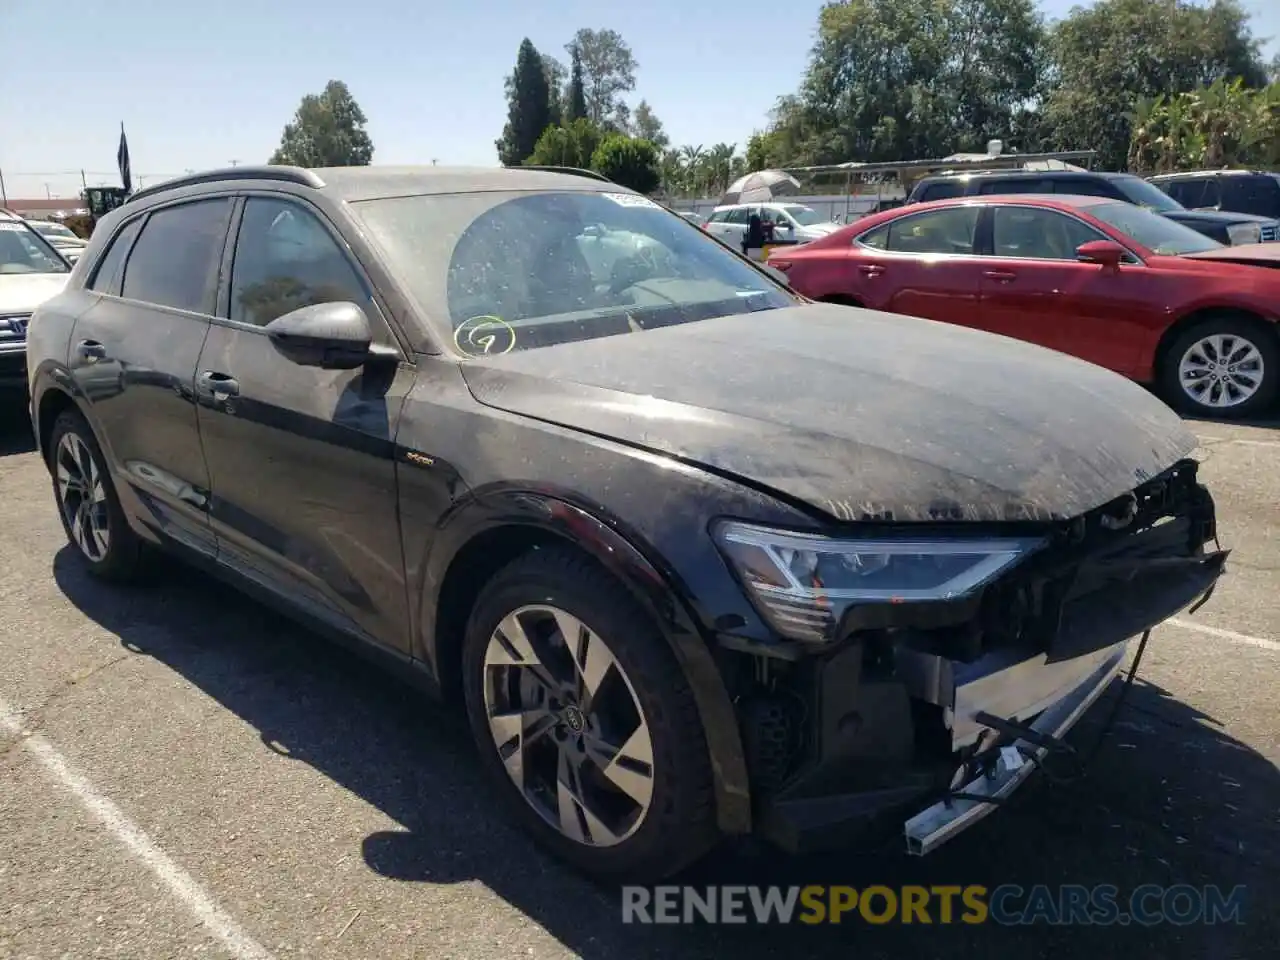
[0,697,276,960]
[1167,618,1280,653]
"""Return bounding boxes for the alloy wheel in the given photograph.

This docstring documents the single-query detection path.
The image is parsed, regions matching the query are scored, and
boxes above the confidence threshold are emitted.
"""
[1178,333,1265,409]
[55,432,110,562]
[482,604,655,847]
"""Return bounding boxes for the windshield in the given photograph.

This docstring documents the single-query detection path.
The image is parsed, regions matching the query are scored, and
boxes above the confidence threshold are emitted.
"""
[0,221,71,274]
[1087,201,1223,256]
[352,190,795,355]
[1111,176,1184,213]
[780,205,828,227]
[30,221,78,240]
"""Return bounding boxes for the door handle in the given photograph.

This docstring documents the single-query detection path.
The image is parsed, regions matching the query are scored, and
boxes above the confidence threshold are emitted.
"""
[858,264,885,277]
[983,270,1017,282]
[76,339,107,363]
[198,371,240,398]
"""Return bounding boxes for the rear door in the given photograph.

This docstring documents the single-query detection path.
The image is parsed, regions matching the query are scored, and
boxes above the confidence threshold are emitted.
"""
[976,205,1153,375]
[67,198,234,557]
[194,193,415,653]
[848,205,983,325]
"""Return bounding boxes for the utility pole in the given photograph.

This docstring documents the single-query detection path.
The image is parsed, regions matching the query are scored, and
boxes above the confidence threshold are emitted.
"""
[45,183,52,199]
[0,167,7,206]
[228,159,239,167]
[81,169,88,192]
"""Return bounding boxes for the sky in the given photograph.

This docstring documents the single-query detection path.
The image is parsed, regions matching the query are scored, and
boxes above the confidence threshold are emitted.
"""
[2,0,1278,201]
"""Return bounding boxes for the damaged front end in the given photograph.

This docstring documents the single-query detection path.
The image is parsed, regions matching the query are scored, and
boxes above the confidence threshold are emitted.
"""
[713,459,1227,855]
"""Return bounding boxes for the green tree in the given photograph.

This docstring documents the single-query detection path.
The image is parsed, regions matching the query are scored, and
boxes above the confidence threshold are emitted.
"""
[566,45,589,122]
[592,135,660,194]
[269,80,374,167]
[757,0,1044,167]
[527,118,604,168]
[496,39,554,166]
[542,54,566,128]
[1042,0,1266,169]
[632,100,668,148]
[569,28,637,130]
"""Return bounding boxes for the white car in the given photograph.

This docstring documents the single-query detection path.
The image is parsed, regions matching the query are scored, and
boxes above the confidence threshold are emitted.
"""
[703,202,841,251]
[1,212,73,392]
[26,219,88,264]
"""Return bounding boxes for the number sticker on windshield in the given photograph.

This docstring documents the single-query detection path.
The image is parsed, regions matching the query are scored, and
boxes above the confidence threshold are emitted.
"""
[454,315,516,358]
[602,193,661,209]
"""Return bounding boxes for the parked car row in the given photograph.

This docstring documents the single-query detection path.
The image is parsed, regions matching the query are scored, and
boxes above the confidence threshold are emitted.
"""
[21,164,1226,883]
[1,209,73,391]
[906,169,1280,247]
[767,193,1280,418]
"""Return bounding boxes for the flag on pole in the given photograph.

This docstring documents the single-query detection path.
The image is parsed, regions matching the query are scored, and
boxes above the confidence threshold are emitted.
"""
[117,123,132,194]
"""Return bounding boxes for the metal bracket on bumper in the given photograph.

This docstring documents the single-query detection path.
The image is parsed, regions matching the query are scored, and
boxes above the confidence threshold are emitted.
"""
[902,640,1126,856]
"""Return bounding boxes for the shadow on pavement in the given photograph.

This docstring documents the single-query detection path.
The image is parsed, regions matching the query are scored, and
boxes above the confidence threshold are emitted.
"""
[0,394,36,457]
[53,547,1278,960]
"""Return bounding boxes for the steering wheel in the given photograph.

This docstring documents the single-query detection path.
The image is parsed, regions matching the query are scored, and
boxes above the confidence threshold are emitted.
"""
[609,244,662,295]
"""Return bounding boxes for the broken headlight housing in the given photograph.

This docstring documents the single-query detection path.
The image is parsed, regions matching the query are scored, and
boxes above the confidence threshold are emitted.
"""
[714,521,1045,643]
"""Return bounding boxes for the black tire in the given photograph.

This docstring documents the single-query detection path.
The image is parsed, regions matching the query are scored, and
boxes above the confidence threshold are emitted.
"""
[461,545,718,883]
[1159,315,1280,419]
[48,408,148,582]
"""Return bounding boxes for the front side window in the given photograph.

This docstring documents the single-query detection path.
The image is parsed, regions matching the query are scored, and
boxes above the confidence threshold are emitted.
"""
[351,190,794,355]
[1222,176,1280,217]
[0,220,70,275]
[991,207,1106,260]
[779,205,827,226]
[228,198,370,327]
[857,206,979,255]
[1087,201,1222,256]
[121,199,232,313]
[977,178,1051,195]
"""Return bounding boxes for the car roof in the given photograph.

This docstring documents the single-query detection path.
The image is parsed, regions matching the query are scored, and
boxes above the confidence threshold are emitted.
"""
[1149,170,1275,180]
[905,194,1114,211]
[920,169,1132,182]
[124,164,622,207]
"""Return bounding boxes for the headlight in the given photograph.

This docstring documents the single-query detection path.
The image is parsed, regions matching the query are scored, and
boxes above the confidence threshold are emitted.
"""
[1226,222,1261,245]
[714,521,1044,644]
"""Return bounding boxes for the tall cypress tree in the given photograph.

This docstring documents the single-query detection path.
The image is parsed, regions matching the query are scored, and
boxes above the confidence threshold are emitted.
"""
[565,44,588,124]
[496,39,553,166]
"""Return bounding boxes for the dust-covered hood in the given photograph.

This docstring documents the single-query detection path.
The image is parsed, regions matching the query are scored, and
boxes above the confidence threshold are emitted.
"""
[460,304,1197,522]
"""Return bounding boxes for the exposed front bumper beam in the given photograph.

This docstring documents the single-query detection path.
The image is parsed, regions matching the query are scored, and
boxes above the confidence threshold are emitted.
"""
[902,639,1126,856]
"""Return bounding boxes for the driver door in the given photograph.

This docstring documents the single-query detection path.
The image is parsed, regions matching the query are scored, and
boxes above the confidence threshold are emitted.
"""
[195,194,416,654]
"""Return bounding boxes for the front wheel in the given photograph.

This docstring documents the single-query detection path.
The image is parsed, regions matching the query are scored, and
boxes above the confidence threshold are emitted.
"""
[461,546,718,882]
[1160,317,1280,419]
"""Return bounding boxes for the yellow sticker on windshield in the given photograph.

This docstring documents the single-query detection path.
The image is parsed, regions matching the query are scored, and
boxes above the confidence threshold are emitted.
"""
[454,315,516,357]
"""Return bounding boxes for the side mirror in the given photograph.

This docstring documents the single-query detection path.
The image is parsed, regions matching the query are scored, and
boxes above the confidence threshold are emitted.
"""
[1076,239,1126,268]
[265,301,372,370]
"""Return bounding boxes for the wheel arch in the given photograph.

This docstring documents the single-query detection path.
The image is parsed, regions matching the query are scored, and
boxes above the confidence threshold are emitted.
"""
[34,380,82,467]
[420,492,752,834]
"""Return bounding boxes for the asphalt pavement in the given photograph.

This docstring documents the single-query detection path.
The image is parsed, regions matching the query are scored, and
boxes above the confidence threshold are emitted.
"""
[0,396,1276,960]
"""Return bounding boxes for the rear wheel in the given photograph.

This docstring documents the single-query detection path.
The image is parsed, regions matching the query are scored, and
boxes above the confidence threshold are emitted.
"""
[461,546,718,882]
[48,409,147,581]
[1160,316,1280,419]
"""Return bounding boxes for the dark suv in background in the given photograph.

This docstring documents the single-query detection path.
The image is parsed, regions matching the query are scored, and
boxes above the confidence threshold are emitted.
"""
[907,169,1279,245]
[1148,170,1280,221]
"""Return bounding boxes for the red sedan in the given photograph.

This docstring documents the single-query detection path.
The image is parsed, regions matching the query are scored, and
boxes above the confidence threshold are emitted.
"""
[767,195,1280,418]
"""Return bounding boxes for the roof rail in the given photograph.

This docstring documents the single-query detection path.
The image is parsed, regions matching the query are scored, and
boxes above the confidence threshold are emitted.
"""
[520,165,613,183]
[123,166,326,205]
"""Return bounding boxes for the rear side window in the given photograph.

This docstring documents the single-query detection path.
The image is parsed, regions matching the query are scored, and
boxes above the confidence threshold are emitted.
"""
[917,181,965,202]
[87,218,142,295]
[976,178,1051,195]
[858,206,979,255]
[121,199,233,314]
[726,208,751,224]
[1163,179,1205,207]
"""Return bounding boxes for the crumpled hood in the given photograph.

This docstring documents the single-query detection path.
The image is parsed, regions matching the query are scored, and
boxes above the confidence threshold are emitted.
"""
[460,304,1197,523]
[0,273,70,315]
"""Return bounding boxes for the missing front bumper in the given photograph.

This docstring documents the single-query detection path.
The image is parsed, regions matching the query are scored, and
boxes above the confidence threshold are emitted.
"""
[902,640,1125,856]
